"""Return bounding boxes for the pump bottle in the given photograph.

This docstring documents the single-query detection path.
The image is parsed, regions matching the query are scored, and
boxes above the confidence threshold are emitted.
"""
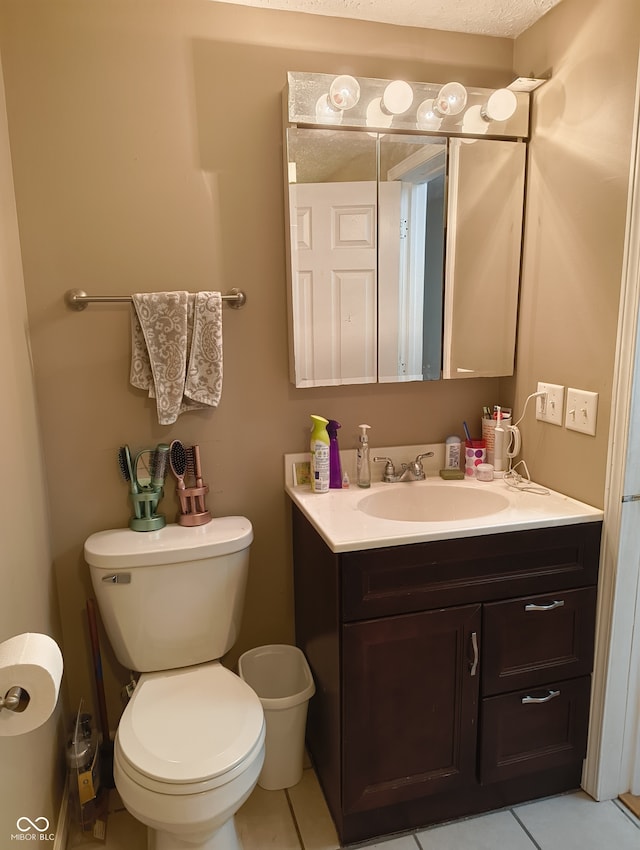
[309,415,330,493]
[356,424,371,488]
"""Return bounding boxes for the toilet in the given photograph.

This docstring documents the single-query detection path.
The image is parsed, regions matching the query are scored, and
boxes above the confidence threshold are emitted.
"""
[84,517,265,850]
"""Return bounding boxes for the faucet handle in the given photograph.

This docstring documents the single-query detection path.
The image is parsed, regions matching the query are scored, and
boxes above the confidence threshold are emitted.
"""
[415,451,435,466]
[373,456,397,482]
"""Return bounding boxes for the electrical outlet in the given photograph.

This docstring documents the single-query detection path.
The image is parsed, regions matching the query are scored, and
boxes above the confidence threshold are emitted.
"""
[536,382,565,426]
[565,388,598,436]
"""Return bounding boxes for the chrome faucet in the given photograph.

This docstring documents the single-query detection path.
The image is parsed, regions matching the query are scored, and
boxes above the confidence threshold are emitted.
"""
[399,452,434,481]
[373,457,399,482]
[373,452,434,483]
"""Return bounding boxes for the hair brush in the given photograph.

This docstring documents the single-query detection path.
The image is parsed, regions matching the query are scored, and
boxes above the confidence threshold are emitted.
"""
[117,445,141,519]
[117,445,137,491]
[185,444,206,513]
[150,443,170,491]
[169,440,187,489]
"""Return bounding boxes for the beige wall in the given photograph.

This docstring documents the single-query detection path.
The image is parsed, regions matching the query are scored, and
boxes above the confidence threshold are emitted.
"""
[0,54,66,846]
[0,0,516,729]
[512,0,640,505]
[0,0,638,757]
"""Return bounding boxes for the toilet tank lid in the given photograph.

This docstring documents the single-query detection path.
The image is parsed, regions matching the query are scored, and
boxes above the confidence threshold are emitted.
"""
[84,517,253,568]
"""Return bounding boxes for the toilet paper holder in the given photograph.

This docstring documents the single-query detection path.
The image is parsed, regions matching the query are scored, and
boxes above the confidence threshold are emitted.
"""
[0,686,29,713]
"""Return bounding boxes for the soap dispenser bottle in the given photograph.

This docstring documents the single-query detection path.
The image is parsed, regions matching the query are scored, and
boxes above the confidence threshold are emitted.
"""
[310,415,330,493]
[356,424,371,489]
[327,420,343,489]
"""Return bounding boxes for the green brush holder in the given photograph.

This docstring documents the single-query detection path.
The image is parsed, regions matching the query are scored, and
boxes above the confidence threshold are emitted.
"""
[129,490,166,532]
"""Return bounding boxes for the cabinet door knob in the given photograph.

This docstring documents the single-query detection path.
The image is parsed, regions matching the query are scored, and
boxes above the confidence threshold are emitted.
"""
[469,631,479,677]
[522,689,561,704]
[524,600,565,612]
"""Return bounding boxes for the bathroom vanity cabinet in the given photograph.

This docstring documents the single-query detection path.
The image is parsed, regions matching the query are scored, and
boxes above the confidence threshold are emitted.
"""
[292,506,602,844]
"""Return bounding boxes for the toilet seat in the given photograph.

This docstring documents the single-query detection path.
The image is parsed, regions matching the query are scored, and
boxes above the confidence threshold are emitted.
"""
[116,662,265,795]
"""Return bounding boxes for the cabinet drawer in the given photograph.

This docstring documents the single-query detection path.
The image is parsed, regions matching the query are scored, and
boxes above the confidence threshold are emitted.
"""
[482,587,597,696]
[480,676,591,784]
[342,523,601,622]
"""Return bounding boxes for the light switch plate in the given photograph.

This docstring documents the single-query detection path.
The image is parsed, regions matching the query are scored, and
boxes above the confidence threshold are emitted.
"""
[536,382,565,426]
[565,388,598,436]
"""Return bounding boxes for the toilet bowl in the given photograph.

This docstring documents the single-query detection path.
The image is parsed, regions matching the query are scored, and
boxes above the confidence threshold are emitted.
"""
[113,663,265,849]
[84,518,263,850]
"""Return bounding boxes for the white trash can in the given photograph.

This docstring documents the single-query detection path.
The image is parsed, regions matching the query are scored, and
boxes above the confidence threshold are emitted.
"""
[238,644,315,790]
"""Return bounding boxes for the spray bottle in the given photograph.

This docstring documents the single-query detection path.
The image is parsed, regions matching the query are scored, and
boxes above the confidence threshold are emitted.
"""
[327,420,343,489]
[356,424,371,489]
[310,415,330,493]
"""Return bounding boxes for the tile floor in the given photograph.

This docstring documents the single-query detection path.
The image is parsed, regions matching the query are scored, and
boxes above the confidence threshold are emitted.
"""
[72,765,640,850]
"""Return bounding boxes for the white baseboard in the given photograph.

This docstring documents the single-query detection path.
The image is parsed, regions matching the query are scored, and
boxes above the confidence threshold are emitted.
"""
[53,784,69,850]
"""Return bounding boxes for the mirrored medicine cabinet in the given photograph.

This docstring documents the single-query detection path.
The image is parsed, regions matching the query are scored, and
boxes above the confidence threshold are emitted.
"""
[283,72,529,387]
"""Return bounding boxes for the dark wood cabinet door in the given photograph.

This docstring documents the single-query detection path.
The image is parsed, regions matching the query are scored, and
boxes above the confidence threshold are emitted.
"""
[342,604,481,814]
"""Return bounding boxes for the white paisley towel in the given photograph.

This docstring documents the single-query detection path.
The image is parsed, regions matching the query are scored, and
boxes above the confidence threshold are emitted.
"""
[130,291,223,425]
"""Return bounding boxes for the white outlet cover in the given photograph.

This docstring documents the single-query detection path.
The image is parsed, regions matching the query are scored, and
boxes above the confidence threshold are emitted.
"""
[565,388,598,436]
[536,382,565,426]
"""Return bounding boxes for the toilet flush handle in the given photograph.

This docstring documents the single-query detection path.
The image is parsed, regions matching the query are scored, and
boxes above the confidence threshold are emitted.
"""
[101,573,131,584]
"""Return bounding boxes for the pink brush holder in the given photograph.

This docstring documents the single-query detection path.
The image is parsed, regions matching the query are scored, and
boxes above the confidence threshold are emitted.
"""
[176,483,211,526]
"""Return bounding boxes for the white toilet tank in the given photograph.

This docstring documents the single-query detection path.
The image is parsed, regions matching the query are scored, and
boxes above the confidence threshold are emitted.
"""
[85,517,253,672]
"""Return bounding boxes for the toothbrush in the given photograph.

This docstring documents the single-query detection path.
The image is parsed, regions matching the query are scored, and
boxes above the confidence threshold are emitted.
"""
[463,421,472,442]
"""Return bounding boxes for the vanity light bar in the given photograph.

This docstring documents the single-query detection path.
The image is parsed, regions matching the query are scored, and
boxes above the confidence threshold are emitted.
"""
[287,71,531,139]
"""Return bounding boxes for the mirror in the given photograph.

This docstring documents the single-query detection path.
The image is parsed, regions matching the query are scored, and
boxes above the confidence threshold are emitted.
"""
[285,128,378,386]
[378,134,446,382]
[443,138,526,379]
[284,128,526,387]
[134,449,153,488]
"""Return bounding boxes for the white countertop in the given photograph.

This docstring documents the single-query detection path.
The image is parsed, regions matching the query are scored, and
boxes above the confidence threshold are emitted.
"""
[285,456,603,553]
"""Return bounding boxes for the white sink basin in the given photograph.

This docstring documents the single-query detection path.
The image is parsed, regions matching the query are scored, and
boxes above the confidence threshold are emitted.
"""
[358,483,511,523]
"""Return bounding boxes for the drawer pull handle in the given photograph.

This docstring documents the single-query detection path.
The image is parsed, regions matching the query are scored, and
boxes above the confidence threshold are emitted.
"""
[525,600,565,612]
[470,631,479,677]
[522,689,561,705]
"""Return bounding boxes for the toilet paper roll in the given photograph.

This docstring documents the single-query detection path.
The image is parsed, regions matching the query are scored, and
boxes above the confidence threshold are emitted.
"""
[0,633,63,737]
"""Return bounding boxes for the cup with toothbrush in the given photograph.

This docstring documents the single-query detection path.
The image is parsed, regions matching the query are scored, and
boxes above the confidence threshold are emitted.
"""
[463,420,487,477]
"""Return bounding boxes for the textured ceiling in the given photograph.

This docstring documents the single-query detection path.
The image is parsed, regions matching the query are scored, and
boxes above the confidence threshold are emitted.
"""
[210,0,563,38]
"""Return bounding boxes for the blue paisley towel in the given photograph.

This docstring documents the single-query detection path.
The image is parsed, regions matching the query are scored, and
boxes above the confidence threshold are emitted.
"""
[130,291,223,425]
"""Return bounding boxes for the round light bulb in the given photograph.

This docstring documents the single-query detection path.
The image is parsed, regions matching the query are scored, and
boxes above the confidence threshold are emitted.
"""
[461,104,489,136]
[328,75,361,111]
[481,88,518,122]
[416,98,442,131]
[382,80,414,115]
[315,94,343,125]
[435,82,468,116]
[366,97,392,129]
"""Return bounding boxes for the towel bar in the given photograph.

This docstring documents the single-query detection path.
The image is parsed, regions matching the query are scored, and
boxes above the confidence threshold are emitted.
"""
[64,288,246,311]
